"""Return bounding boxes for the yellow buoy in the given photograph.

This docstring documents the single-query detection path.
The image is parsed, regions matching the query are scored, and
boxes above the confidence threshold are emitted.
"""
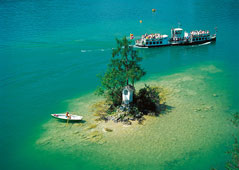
[152,9,156,12]
[139,20,142,23]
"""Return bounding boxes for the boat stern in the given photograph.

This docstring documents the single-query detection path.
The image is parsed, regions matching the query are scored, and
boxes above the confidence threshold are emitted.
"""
[135,39,145,47]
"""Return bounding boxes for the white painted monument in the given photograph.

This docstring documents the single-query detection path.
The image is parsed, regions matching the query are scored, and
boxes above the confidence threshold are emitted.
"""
[122,85,134,105]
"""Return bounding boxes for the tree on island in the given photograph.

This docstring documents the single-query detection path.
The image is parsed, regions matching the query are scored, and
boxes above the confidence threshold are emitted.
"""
[95,36,166,124]
[97,36,146,108]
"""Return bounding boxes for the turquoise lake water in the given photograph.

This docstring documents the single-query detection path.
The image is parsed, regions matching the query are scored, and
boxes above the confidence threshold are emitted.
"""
[0,0,239,169]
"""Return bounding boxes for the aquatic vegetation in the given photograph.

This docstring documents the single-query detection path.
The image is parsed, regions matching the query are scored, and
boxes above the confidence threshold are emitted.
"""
[89,131,100,138]
[87,124,97,130]
[224,112,239,170]
[200,65,222,74]
[90,101,108,121]
[225,137,239,170]
[213,112,239,170]
[87,131,104,143]
[231,112,239,127]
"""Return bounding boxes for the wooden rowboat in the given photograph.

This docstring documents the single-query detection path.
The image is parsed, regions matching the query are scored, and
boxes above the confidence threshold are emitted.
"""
[51,113,83,121]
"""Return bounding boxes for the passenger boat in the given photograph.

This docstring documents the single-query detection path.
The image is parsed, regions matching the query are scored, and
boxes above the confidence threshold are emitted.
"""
[135,27,216,48]
[51,113,83,121]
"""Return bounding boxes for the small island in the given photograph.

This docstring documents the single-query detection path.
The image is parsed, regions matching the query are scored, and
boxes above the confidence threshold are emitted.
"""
[93,36,168,125]
[36,57,238,170]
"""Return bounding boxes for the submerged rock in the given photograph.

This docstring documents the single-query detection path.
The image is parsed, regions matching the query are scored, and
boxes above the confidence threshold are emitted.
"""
[73,130,80,135]
[137,117,146,124]
[135,112,143,119]
[123,117,129,122]
[104,128,113,132]
[123,120,132,125]
[148,112,156,116]
[194,108,202,112]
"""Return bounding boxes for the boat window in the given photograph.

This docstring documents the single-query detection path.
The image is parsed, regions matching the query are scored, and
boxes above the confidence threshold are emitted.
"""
[146,42,148,45]
[160,41,162,44]
[157,42,159,44]
[199,38,201,41]
[153,42,155,44]
[150,42,152,45]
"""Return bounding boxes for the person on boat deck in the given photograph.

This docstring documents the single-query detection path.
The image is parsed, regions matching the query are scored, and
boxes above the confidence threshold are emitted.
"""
[66,112,71,119]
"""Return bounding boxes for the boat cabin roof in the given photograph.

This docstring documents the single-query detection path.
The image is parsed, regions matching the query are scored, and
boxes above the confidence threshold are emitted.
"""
[161,35,168,38]
[174,28,183,31]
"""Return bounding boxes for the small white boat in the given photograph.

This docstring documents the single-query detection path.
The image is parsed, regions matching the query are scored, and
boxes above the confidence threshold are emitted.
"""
[51,113,83,121]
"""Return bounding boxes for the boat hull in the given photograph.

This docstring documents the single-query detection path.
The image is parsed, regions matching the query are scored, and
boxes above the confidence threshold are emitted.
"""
[171,37,216,46]
[135,36,216,48]
[51,114,83,121]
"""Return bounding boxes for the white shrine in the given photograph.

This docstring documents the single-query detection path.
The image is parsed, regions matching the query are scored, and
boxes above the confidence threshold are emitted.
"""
[122,85,134,105]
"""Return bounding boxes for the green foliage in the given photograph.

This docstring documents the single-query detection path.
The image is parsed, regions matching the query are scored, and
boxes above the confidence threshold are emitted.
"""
[112,37,145,86]
[97,36,145,108]
[135,84,161,114]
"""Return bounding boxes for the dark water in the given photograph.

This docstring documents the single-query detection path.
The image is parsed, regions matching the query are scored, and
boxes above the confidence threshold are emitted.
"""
[0,0,238,169]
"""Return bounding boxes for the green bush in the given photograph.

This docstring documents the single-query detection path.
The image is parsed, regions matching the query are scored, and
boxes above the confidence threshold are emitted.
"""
[135,84,161,114]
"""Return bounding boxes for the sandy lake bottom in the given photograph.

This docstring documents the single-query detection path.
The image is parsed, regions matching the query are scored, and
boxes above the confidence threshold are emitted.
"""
[34,62,238,170]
